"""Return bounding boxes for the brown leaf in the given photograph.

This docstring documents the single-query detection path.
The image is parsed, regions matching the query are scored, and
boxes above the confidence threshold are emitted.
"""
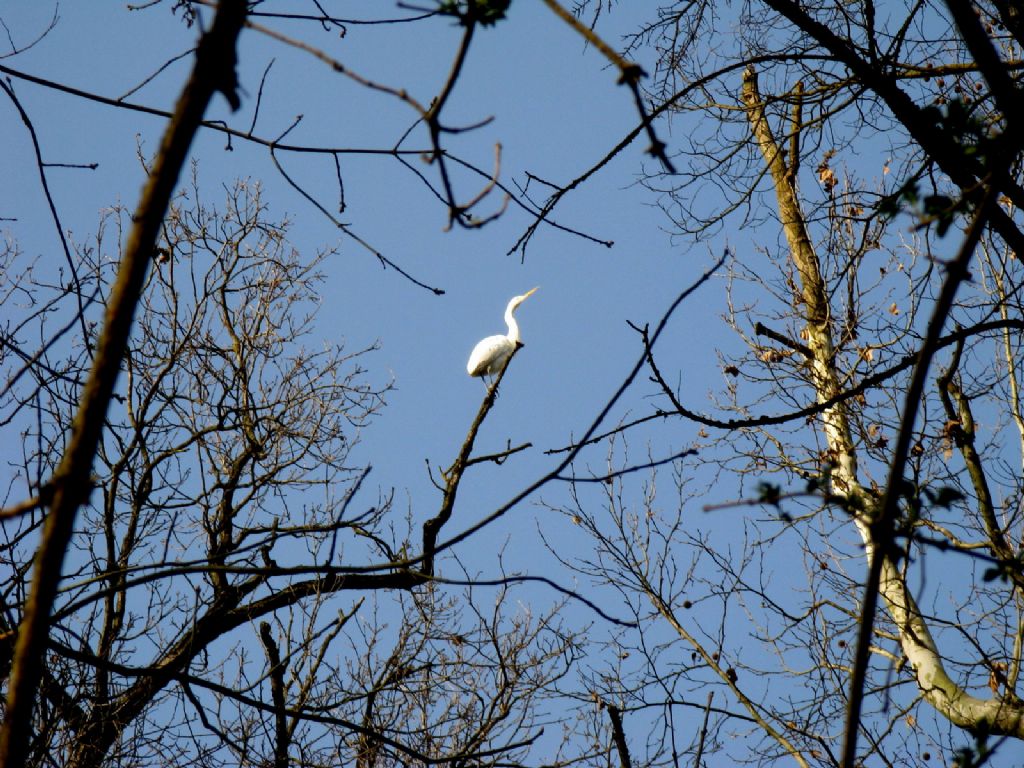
[759,348,791,363]
[818,166,837,192]
[989,662,1007,695]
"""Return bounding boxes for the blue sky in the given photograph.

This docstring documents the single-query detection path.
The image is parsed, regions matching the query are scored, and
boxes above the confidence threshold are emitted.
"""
[1,2,730,552]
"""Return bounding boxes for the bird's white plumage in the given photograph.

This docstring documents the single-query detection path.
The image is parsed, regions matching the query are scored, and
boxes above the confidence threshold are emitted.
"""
[467,335,516,377]
[466,287,538,380]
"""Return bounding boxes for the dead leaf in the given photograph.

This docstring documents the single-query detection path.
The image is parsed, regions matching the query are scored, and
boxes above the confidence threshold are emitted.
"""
[818,166,837,192]
[989,662,1007,694]
[759,348,791,363]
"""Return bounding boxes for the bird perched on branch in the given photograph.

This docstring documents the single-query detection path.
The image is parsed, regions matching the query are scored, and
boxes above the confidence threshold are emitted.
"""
[466,287,538,384]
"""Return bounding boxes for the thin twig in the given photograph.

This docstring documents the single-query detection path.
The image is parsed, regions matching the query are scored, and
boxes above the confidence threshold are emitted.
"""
[268,143,444,294]
[538,0,675,173]
[428,574,637,628]
[248,57,275,135]
[556,448,697,483]
[0,80,92,352]
[694,692,714,768]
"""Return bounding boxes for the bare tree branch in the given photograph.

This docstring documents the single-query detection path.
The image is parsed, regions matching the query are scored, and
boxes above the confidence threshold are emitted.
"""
[0,3,248,765]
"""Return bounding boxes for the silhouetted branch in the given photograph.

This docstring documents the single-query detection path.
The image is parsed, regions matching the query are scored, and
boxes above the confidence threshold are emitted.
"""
[429,574,637,628]
[547,318,1024,455]
[0,80,91,351]
[556,448,698,483]
[694,692,714,768]
[841,179,998,768]
[0,3,249,764]
[601,700,633,768]
[421,345,520,576]
[259,622,290,768]
[539,0,675,173]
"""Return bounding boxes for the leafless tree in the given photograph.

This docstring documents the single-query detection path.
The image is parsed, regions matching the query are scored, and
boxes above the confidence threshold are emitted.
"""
[547,1,1024,766]
[0,172,583,767]
[0,1,648,765]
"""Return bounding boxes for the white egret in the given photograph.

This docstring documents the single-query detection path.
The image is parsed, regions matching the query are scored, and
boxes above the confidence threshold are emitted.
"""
[466,287,538,383]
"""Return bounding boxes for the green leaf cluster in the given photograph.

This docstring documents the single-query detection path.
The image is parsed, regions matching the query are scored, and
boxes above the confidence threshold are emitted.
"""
[879,98,995,236]
[437,0,512,26]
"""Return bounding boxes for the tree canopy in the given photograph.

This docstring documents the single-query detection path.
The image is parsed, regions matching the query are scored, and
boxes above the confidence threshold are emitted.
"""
[1,2,1023,767]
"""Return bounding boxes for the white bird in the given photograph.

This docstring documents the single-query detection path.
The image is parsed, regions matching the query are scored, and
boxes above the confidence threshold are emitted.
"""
[466,287,538,383]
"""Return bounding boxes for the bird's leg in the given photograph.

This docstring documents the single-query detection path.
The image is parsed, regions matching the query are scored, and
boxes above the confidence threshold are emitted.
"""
[488,343,522,395]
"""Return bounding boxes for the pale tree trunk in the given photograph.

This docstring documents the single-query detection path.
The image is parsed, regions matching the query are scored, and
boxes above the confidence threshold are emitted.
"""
[741,65,1024,739]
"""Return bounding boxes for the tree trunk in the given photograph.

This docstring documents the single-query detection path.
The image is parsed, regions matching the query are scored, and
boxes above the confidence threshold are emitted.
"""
[742,64,1024,740]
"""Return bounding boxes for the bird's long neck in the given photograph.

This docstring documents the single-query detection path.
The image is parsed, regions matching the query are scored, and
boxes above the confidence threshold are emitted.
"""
[505,304,521,344]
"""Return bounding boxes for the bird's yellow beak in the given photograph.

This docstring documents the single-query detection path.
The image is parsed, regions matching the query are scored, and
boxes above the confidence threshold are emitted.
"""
[523,286,539,299]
